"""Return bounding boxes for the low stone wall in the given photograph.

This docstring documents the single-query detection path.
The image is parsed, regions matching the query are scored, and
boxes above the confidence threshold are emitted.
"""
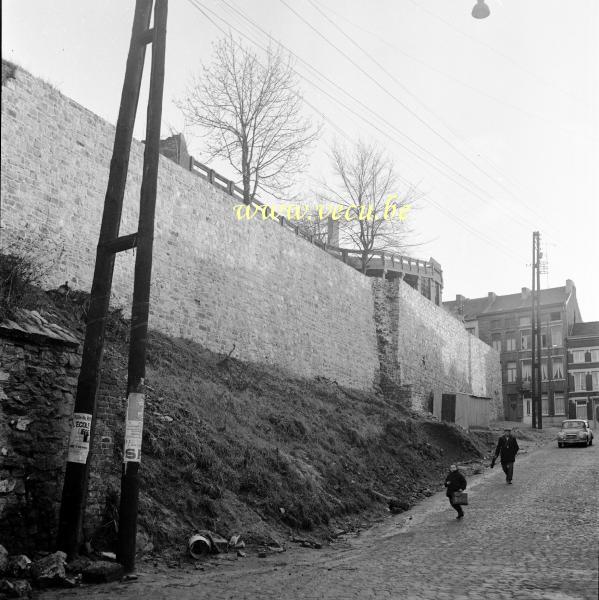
[0,315,80,553]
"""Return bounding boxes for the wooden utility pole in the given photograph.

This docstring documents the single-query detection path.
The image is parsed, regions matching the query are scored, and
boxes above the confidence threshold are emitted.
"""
[531,231,543,429]
[57,0,167,568]
[536,233,542,429]
[547,316,553,420]
[117,0,168,573]
[530,231,537,429]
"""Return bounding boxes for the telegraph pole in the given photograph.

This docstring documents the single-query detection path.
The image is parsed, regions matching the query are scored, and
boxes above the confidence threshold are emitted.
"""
[547,316,553,420]
[536,233,542,429]
[531,232,537,428]
[57,1,168,569]
[117,0,168,573]
[530,231,543,429]
[57,0,155,558]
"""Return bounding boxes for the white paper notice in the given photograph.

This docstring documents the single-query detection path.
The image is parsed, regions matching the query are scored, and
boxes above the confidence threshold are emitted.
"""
[67,412,92,464]
[124,392,145,463]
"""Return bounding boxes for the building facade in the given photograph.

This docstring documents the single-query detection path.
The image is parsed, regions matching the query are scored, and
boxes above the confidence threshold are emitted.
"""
[566,322,599,425]
[443,280,582,424]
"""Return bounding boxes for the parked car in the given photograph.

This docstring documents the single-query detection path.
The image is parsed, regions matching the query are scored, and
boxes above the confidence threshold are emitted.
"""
[557,419,594,447]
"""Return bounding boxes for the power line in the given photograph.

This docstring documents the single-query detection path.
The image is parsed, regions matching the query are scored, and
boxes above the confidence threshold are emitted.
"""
[215,0,542,240]
[311,1,595,220]
[199,0,528,261]
[282,0,560,240]
[203,0,485,194]
[314,2,597,145]
[184,0,525,261]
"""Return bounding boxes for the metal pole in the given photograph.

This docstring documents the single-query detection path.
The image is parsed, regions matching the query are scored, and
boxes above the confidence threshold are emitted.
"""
[531,232,537,428]
[536,233,543,429]
[547,316,552,421]
[117,0,168,573]
[56,0,153,558]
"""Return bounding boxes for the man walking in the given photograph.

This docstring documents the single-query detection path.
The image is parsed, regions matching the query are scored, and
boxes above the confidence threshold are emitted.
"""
[492,428,519,484]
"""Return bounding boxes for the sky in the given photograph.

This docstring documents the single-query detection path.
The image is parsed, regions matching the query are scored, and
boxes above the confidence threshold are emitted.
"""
[3,0,598,320]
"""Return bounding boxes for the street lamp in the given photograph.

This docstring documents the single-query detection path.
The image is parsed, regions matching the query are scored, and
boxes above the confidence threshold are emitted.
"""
[472,0,491,19]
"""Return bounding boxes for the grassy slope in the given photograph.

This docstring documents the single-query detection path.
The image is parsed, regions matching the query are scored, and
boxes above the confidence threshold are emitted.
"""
[32,289,488,552]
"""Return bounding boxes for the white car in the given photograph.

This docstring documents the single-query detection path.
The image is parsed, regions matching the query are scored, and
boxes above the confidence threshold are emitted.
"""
[557,419,594,448]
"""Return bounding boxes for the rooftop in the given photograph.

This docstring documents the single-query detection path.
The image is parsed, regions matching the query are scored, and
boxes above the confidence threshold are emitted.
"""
[570,321,599,338]
[0,309,80,347]
[443,281,575,320]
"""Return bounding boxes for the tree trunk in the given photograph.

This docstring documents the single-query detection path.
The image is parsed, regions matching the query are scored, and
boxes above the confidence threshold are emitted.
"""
[361,250,369,274]
[241,140,251,205]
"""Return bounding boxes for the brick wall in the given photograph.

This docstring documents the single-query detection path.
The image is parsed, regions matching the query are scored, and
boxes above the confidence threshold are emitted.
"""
[374,279,503,419]
[0,62,379,392]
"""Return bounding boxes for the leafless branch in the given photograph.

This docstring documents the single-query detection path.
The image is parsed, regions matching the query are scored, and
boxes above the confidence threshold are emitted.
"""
[177,35,321,203]
[322,140,420,273]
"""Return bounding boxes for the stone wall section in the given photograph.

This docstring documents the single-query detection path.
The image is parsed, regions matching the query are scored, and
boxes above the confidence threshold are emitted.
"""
[0,63,505,549]
[374,279,503,418]
[0,61,379,392]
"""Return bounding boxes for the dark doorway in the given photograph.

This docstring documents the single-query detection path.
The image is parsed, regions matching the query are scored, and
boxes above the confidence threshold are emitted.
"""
[441,394,456,423]
[508,394,522,421]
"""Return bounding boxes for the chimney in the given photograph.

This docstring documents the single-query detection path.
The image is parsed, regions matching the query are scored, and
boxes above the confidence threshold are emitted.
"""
[455,294,465,316]
[521,287,531,300]
[159,133,190,169]
[565,279,575,294]
[487,292,496,303]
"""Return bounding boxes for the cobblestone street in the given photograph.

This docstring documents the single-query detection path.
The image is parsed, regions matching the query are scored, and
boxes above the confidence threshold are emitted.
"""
[40,439,598,600]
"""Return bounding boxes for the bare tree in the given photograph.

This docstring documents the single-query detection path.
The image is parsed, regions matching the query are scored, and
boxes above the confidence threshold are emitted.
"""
[324,141,420,273]
[178,36,320,203]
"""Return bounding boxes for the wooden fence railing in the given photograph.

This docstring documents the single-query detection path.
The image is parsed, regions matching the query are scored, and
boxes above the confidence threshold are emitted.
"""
[187,157,442,285]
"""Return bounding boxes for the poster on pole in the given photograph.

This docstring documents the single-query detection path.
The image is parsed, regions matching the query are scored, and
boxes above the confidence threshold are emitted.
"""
[124,392,145,463]
[67,412,92,464]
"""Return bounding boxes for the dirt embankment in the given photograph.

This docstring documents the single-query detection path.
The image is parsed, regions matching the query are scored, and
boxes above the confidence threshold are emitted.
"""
[14,288,491,556]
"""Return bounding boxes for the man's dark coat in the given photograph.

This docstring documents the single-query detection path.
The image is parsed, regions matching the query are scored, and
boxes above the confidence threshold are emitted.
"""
[494,435,519,463]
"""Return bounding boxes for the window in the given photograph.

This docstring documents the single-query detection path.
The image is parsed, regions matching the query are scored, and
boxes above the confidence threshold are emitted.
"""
[541,395,549,416]
[573,372,586,392]
[526,399,531,416]
[521,329,531,350]
[506,362,517,383]
[554,394,565,415]
[506,332,516,351]
[491,333,502,352]
[541,327,548,348]
[521,360,532,382]
[519,316,531,327]
[572,350,585,363]
[466,327,475,336]
[505,317,517,328]
[552,357,564,380]
[491,319,501,330]
[541,360,548,381]
[550,324,562,346]
[591,349,599,362]
[550,311,561,321]
[592,371,599,391]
